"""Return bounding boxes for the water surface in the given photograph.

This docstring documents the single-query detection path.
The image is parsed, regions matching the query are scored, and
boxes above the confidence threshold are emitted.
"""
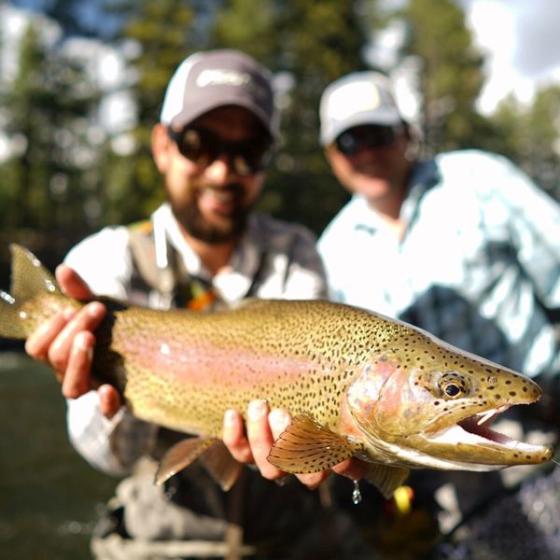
[0,352,116,559]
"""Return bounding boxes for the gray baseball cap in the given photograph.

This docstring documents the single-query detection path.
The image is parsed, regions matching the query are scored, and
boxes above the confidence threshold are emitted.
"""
[160,49,278,137]
[319,71,403,145]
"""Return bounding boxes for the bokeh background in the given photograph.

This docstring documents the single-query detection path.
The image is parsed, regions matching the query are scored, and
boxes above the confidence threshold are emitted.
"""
[1,0,560,557]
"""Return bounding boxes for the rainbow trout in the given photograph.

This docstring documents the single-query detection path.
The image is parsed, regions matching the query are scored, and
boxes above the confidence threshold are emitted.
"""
[0,245,553,498]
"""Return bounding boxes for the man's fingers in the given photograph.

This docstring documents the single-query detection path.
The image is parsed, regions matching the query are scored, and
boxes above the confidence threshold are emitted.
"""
[246,400,284,480]
[25,309,75,364]
[223,409,254,464]
[222,402,364,490]
[48,301,105,373]
[98,384,122,419]
[332,458,369,481]
[295,471,329,490]
[268,408,291,440]
[62,331,95,398]
[55,264,93,299]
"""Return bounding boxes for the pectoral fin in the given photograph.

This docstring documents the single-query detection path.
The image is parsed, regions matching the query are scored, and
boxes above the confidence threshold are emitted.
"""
[268,415,357,473]
[363,463,410,500]
[156,436,220,485]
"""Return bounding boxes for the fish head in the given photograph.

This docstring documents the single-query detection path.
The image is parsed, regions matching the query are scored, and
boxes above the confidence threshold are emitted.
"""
[346,325,554,470]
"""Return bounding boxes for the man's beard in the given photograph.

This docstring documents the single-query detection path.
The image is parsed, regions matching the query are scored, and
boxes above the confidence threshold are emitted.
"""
[170,184,251,244]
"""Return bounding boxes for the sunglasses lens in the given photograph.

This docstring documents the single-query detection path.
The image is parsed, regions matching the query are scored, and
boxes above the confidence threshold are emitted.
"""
[232,141,271,175]
[170,127,271,175]
[335,126,397,155]
[175,129,213,166]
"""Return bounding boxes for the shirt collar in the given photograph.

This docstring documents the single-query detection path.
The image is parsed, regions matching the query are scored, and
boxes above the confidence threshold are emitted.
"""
[152,203,264,302]
[352,158,441,234]
[400,158,440,223]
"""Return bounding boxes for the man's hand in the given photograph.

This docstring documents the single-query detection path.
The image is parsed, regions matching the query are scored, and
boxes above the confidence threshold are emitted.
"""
[24,266,364,488]
[222,400,368,490]
[24,264,122,418]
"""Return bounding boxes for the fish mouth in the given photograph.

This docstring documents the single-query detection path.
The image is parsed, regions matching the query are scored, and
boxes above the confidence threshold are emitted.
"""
[457,405,513,445]
[425,404,554,466]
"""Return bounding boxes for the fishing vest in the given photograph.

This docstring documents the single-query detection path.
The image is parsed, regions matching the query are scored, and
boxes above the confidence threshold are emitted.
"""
[110,220,332,557]
[127,219,219,311]
[126,218,270,311]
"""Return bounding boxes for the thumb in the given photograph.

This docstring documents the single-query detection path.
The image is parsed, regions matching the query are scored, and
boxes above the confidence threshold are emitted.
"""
[98,384,122,419]
[56,264,94,300]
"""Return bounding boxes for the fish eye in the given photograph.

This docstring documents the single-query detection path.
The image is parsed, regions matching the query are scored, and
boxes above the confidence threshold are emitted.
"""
[443,383,461,397]
[439,372,467,399]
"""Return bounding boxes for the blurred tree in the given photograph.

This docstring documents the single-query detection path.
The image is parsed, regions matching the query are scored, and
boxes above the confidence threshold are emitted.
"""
[9,0,119,38]
[213,0,372,233]
[395,0,487,153]
[44,0,93,36]
[0,22,101,242]
[97,0,200,224]
[0,19,103,274]
[484,87,560,199]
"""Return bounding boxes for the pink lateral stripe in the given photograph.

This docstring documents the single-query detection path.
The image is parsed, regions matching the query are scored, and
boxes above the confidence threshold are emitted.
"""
[118,337,322,388]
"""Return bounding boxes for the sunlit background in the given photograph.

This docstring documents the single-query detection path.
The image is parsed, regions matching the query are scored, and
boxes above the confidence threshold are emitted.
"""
[1,0,560,557]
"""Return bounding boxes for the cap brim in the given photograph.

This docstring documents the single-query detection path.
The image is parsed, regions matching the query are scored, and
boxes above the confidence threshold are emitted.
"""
[321,110,402,145]
[170,96,275,139]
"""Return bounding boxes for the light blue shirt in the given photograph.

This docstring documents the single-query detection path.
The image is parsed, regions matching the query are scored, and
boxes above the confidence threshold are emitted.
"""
[318,150,560,378]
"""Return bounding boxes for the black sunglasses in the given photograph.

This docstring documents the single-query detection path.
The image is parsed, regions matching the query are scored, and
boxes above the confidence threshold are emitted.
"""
[335,125,400,156]
[168,126,273,176]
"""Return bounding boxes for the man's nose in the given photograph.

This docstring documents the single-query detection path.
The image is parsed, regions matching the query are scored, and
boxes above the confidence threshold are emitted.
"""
[204,155,236,184]
[351,144,384,162]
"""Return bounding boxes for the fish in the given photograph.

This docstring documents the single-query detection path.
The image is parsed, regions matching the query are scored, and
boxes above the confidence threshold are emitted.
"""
[0,244,553,498]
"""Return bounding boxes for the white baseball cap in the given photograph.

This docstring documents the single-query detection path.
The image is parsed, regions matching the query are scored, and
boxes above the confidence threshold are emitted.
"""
[319,71,403,145]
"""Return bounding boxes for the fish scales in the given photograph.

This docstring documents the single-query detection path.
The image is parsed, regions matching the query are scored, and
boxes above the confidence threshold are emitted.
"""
[102,300,379,436]
[0,244,553,498]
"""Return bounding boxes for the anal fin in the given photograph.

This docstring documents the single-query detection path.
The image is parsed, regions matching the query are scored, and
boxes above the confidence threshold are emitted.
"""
[268,414,357,473]
[363,462,410,500]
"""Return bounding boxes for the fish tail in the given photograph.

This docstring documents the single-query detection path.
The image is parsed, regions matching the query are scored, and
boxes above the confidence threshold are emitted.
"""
[0,244,62,340]
[0,289,27,339]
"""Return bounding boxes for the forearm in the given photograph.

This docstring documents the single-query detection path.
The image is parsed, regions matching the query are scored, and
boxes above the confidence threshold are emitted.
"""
[66,391,157,476]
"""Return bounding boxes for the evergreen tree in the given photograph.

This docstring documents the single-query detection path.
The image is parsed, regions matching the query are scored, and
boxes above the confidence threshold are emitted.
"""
[486,87,560,199]
[396,0,486,153]
[0,20,102,250]
[97,0,198,224]
[213,0,370,233]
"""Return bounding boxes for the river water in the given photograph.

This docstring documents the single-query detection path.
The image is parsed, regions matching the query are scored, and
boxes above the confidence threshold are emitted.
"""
[0,352,116,559]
